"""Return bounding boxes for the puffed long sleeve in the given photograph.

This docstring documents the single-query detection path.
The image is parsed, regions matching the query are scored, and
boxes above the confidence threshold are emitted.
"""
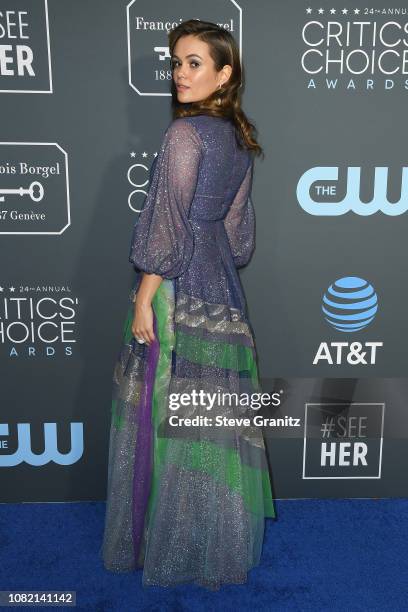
[128,119,203,279]
[223,160,256,268]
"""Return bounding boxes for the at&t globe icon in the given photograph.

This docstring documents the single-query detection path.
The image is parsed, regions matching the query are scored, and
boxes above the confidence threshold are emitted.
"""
[322,277,378,332]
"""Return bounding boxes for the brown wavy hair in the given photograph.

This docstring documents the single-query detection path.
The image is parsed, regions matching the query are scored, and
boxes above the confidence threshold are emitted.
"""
[168,19,263,157]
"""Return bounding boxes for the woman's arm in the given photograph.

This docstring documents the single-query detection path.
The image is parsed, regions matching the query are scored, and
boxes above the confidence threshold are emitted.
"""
[128,119,203,346]
[131,272,163,345]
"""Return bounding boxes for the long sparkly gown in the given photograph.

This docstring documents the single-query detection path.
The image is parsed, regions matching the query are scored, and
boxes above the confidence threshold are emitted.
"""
[101,114,275,589]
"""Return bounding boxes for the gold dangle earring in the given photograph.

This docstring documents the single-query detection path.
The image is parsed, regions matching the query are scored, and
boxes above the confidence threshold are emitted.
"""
[216,82,223,106]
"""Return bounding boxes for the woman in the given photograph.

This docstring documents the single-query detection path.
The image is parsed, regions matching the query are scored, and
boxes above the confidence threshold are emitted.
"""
[101,18,275,590]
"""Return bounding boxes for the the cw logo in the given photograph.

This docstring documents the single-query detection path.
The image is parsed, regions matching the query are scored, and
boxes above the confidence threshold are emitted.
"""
[0,423,84,466]
[297,167,408,215]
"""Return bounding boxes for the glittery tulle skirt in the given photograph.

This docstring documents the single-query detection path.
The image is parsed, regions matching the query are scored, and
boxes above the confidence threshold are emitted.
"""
[100,277,275,590]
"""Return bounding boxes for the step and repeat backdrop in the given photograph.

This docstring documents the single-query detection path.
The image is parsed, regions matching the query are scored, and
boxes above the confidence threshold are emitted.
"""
[0,0,407,502]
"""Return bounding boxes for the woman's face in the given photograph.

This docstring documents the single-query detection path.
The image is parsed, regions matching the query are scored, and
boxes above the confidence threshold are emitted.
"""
[171,34,231,103]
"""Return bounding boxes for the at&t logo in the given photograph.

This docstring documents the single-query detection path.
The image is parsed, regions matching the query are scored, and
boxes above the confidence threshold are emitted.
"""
[313,276,383,365]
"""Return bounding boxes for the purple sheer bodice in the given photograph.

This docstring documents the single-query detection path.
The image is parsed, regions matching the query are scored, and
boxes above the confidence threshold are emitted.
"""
[128,115,255,313]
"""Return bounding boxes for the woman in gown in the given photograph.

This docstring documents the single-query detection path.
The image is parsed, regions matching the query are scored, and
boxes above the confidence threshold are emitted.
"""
[101,18,275,590]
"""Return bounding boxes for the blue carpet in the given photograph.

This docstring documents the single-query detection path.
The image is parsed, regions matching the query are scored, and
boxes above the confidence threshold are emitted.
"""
[1,499,407,611]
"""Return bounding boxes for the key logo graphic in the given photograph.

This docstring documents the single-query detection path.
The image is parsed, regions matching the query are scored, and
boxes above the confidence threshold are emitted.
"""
[0,143,70,234]
[0,181,44,203]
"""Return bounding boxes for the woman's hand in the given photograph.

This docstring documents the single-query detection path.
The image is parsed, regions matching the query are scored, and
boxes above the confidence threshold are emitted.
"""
[131,271,163,346]
[132,297,156,346]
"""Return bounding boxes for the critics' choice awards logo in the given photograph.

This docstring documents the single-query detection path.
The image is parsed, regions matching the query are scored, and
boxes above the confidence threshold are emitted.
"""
[0,0,52,93]
[0,422,83,466]
[127,149,158,213]
[297,166,408,216]
[301,10,408,90]
[314,277,382,366]
[302,403,385,479]
[0,285,79,357]
[126,0,241,95]
[0,143,70,234]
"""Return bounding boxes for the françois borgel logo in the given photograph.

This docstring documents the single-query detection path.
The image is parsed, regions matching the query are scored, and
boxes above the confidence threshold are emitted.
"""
[126,0,241,96]
[313,277,383,366]
[0,143,70,234]
[302,402,385,479]
[0,285,79,358]
[0,1,52,93]
[297,167,408,216]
